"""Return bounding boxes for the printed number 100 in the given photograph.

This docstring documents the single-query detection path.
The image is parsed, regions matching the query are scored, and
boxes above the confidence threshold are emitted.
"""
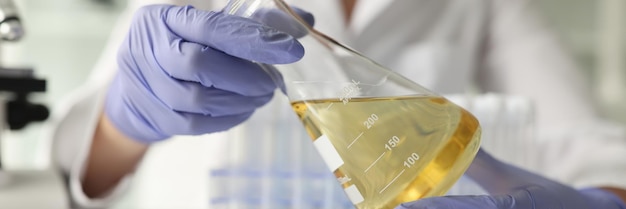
[403,153,420,168]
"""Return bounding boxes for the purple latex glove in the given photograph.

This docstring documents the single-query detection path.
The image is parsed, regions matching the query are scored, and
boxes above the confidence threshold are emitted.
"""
[396,149,626,209]
[105,4,312,143]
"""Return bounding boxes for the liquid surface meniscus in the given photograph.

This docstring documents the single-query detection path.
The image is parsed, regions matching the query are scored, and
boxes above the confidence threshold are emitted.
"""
[292,95,481,209]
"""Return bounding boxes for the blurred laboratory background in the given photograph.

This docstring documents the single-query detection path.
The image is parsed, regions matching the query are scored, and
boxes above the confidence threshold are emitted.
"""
[0,0,625,208]
[1,0,125,168]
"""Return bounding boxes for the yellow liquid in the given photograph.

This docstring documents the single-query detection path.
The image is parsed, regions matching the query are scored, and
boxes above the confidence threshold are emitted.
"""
[292,96,481,209]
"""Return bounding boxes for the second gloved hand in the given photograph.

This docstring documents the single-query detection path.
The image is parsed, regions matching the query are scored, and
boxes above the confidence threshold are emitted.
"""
[396,149,626,209]
[105,4,308,143]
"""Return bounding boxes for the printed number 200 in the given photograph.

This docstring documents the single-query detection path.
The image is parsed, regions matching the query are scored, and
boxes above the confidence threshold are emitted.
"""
[363,114,379,129]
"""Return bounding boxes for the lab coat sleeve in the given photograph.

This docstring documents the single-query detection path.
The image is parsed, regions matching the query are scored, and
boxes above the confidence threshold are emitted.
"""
[478,0,626,189]
[45,6,134,209]
[45,0,221,207]
[47,76,126,209]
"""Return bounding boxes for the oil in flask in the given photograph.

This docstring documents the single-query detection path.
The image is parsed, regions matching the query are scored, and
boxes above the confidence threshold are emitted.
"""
[292,96,480,209]
[223,0,482,208]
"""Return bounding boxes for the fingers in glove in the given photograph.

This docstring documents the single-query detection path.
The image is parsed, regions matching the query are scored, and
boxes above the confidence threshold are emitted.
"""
[141,42,277,116]
[395,195,501,209]
[151,80,275,116]
[155,41,280,96]
[156,110,255,136]
[251,6,315,38]
[146,5,304,64]
[109,70,264,142]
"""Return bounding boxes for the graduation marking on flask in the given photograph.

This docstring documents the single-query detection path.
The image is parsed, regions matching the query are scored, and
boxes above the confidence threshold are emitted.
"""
[339,79,362,105]
[380,169,406,194]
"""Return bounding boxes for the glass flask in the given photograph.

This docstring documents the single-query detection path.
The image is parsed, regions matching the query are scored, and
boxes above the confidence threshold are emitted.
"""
[223,1,482,208]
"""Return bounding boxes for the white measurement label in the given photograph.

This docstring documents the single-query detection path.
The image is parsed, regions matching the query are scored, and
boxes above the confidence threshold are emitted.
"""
[339,79,361,105]
[338,175,352,184]
[384,136,400,151]
[363,113,379,129]
[403,153,421,168]
[314,135,344,172]
[345,185,365,204]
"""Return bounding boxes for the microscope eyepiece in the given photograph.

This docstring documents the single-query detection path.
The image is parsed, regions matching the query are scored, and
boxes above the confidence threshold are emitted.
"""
[0,19,23,41]
[0,0,24,41]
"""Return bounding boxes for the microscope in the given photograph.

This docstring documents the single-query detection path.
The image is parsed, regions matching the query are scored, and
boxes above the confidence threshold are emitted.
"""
[0,0,70,208]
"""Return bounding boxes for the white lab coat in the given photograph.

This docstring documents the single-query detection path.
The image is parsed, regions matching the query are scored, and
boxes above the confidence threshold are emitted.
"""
[44,0,626,208]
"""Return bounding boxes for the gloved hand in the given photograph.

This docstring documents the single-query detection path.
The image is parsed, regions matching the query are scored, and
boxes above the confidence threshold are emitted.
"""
[105,4,313,143]
[396,149,626,209]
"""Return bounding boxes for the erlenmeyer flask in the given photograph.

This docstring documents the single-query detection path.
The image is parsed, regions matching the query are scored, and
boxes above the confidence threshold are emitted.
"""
[223,1,482,209]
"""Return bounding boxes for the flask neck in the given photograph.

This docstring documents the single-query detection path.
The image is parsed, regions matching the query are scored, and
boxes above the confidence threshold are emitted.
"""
[224,0,268,18]
[223,0,312,39]
[223,0,294,18]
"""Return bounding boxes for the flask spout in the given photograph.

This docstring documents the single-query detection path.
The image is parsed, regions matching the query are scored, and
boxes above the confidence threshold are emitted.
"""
[223,0,312,39]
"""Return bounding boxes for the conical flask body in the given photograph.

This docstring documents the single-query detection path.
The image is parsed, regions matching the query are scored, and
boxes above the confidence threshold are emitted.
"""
[224,1,482,208]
